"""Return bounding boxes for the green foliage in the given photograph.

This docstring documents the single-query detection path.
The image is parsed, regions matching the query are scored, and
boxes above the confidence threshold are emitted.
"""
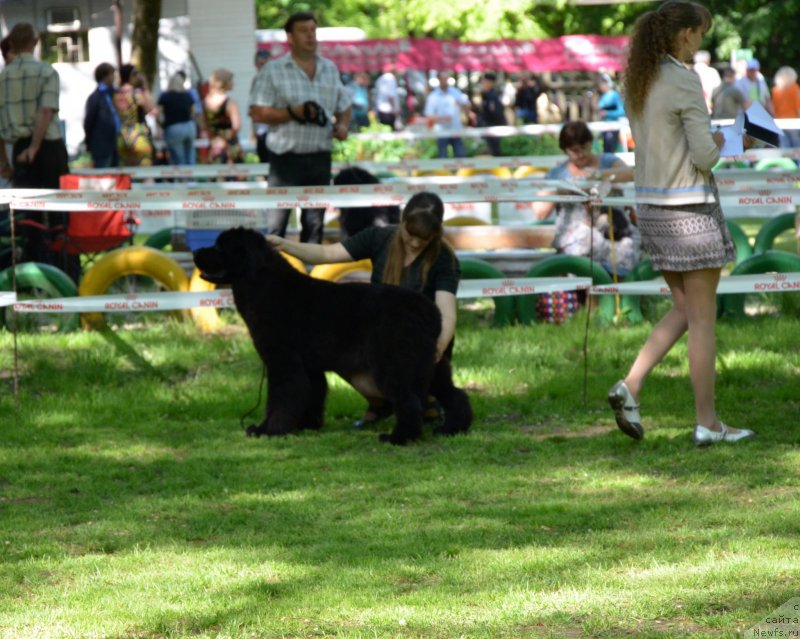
[1,317,799,637]
[253,0,800,76]
[332,119,410,163]
[500,133,560,157]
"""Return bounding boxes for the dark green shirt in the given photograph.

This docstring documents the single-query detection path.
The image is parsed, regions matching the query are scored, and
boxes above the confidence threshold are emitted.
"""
[341,226,460,300]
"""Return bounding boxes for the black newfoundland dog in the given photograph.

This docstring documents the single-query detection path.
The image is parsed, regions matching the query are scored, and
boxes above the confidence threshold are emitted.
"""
[193,227,472,445]
[333,166,401,239]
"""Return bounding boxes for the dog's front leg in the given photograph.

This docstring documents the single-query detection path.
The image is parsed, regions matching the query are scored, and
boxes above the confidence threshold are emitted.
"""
[246,374,304,438]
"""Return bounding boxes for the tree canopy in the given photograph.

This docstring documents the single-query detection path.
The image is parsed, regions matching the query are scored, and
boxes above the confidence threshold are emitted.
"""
[254,0,800,76]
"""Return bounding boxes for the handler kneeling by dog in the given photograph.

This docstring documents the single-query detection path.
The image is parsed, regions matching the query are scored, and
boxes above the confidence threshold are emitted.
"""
[268,191,460,430]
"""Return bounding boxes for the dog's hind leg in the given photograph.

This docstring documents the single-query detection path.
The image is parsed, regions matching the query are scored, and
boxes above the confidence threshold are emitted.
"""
[429,358,473,436]
[379,393,424,445]
[299,369,327,431]
[374,364,428,445]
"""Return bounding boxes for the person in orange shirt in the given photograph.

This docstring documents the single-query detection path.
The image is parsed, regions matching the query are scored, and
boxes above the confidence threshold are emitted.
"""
[771,66,800,148]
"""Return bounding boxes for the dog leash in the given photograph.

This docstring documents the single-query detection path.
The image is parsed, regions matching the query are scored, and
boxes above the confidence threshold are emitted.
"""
[240,364,267,431]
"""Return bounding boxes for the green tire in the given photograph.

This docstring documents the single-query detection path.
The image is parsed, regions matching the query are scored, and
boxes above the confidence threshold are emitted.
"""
[0,262,79,331]
[753,213,797,254]
[720,250,800,319]
[618,259,662,325]
[517,254,615,324]
[726,219,753,265]
[459,258,517,327]
[143,227,180,250]
[754,157,798,171]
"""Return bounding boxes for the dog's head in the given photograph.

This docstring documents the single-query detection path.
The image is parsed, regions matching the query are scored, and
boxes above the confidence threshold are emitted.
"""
[193,227,276,284]
[333,166,381,186]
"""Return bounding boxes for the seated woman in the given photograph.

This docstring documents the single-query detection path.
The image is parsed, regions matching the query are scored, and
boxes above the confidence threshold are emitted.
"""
[533,120,641,277]
[267,192,459,428]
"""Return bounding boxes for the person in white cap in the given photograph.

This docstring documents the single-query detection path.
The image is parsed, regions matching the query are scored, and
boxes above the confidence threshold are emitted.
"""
[735,58,774,114]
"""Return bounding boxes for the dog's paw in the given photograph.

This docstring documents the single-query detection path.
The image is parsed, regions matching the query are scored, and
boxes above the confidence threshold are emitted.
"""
[379,432,409,446]
[245,424,262,437]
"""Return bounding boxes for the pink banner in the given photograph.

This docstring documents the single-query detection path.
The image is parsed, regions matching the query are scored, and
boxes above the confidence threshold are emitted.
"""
[259,36,628,73]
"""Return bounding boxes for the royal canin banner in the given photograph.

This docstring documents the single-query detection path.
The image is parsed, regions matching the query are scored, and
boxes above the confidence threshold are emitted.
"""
[258,36,629,73]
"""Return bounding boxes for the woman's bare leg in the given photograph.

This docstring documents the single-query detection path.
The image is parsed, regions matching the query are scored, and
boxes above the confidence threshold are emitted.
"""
[622,270,689,402]
[681,268,721,429]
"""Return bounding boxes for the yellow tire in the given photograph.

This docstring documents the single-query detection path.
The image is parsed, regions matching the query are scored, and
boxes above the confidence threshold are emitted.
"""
[443,216,489,226]
[456,167,512,179]
[513,165,544,179]
[309,259,372,282]
[189,251,307,332]
[78,246,190,330]
[412,169,452,177]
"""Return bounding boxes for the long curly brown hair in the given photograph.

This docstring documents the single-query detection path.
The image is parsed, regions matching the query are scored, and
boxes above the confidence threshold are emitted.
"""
[623,1,712,118]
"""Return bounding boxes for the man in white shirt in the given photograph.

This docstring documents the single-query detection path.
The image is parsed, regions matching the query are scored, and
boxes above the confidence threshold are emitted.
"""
[692,50,720,112]
[249,12,352,243]
[423,72,470,158]
[736,58,774,115]
[374,65,400,129]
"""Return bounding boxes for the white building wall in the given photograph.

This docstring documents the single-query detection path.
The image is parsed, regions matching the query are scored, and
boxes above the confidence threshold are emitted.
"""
[2,0,255,155]
[187,0,258,146]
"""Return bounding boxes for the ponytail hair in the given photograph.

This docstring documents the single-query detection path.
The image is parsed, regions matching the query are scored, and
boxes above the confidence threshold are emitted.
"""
[623,0,712,117]
[382,192,455,290]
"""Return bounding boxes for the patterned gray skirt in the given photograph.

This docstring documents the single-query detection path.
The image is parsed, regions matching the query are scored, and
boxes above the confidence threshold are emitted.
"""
[635,183,736,272]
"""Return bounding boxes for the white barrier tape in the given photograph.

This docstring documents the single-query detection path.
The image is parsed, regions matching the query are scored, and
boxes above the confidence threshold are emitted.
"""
[10,276,594,314]
[8,178,589,212]
[0,291,17,308]
[457,277,592,298]
[69,155,576,180]
[714,169,800,187]
[3,181,796,223]
[591,272,800,296]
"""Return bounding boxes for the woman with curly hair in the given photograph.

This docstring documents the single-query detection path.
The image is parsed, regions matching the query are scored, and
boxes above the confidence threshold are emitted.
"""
[114,63,155,166]
[202,68,244,164]
[608,0,754,446]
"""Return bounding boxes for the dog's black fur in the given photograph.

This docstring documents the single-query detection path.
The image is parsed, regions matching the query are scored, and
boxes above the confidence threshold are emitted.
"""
[333,167,401,239]
[193,227,472,445]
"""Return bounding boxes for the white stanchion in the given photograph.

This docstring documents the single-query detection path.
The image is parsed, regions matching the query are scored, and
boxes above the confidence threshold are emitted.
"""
[0,291,17,308]
[590,272,800,296]
[11,276,594,315]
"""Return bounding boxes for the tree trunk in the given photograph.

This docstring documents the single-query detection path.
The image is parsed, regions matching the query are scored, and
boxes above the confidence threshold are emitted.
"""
[130,0,162,90]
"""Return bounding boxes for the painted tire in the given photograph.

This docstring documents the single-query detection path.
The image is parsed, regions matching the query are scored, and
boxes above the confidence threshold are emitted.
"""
[144,227,180,250]
[720,250,800,319]
[190,252,307,332]
[0,262,79,331]
[513,166,544,179]
[753,212,797,254]
[309,259,372,282]
[443,216,489,227]
[726,219,753,265]
[459,258,517,327]
[456,167,512,179]
[78,246,190,329]
[517,254,615,324]
[754,157,798,171]
[619,259,662,325]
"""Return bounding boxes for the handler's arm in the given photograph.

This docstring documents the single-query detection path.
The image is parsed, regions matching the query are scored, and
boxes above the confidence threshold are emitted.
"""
[434,290,457,362]
[266,235,354,264]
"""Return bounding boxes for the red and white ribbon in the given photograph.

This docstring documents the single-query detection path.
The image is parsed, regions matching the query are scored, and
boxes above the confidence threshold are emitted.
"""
[591,272,800,296]
[10,276,593,314]
[0,291,17,308]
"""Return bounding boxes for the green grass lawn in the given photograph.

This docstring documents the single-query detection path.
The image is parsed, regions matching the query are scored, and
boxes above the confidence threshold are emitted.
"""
[1,306,799,638]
